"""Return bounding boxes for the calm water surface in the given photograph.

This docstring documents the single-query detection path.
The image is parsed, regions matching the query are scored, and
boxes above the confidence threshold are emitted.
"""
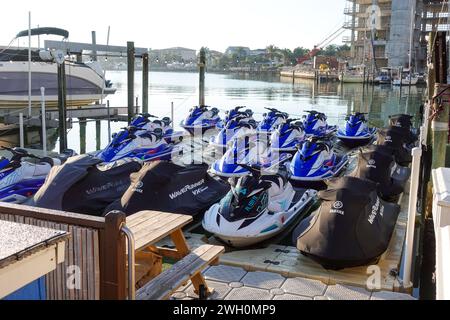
[52,71,426,154]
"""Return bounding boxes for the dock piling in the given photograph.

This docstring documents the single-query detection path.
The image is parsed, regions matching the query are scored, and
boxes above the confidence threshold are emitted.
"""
[127,41,135,123]
[107,100,111,143]
[142,53,149,114]
[199,47,206,106]
[57,60,68,153]
[40,87,47,156]
[19,113,24,148]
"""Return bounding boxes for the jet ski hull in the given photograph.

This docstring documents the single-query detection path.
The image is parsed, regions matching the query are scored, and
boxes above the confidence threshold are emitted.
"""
[336,128,377,148]
[289,155,349,190]
[203,189,317,248]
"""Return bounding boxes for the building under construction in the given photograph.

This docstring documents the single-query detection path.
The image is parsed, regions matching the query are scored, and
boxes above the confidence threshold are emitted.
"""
[344,0,449,72]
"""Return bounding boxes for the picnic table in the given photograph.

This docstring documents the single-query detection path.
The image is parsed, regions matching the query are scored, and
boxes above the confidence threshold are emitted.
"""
[126,211,224,300]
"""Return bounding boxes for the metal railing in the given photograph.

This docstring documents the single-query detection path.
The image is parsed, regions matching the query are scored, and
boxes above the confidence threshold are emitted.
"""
[121,225,136,300]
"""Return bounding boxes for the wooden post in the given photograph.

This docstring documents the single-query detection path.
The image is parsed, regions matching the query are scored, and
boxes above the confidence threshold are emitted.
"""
[127,42,135,124]
[57,61,67,153]
[199,47,206,106]
[99,211,127,300]
[428,33,436,101]
[79,118,87,155]
[431,32,449,170]
[91,31,97,62]
[96,120,101,151]
[142,53,149,114]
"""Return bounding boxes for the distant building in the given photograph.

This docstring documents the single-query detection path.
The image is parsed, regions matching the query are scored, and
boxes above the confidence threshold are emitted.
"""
[249,49,267,57]
[151,47,197,62]
[225,46,251,56]
[344,0,449,72]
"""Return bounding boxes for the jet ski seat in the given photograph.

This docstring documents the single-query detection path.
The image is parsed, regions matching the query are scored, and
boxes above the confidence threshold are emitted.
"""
[262,174,289,198]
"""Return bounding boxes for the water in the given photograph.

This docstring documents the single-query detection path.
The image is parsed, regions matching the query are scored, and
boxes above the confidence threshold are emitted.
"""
[52,71,426,154]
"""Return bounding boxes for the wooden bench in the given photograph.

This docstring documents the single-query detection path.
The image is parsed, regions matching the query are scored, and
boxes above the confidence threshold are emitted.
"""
[136,244,224,300]
[126,211,224,299]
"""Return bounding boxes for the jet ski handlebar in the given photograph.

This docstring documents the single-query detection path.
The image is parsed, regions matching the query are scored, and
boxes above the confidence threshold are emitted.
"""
[0,146,42,161]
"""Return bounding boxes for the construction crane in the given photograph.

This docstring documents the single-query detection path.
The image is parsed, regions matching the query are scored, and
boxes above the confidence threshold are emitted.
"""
[297,27,346,65]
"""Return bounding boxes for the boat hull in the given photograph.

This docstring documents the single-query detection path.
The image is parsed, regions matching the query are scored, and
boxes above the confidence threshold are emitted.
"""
[0,61,114,107]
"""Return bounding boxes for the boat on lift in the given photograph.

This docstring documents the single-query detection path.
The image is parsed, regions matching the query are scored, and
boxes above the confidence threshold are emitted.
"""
[0,27,116,108]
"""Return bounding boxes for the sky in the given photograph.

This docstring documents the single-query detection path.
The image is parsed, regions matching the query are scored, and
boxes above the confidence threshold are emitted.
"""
[1,0,348,53]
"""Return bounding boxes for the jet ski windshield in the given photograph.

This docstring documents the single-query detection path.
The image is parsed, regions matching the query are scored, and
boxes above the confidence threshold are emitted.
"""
[220,175,272,222]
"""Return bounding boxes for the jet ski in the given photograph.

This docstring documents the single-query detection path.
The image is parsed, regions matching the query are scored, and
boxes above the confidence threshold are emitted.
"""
[210,116,258,152]
[257,108,289,134]
[106,161,230,217]
[336,113,377,147]
[270,119,306,153]
[217,106,254,129]
[377,126,416,166]
[302,111,337,138]
[0,146,75,204]
[130,113,184,144]
[210,135,290,178]
[96,127,180,163]
[203,164,317,248]
[30,154,142,215]
[388,114,418,145]
[181,105,221,135]
[350,145,410,203]
[289,137,349,190]
[292,176,400,270]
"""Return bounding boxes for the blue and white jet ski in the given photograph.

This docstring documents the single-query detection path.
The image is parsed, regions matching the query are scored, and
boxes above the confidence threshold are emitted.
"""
[217,106,254,129]
[203,164,317,248]
[302,111,337,138]
[210,117,258,152]
[210,135,290,178]
[131,113,184,144]
[270,119,306,153]
[336,113,377,147]
[96,127,180,163]
[0,146,75,204]
[181,106,221,135]
[289,137,349,190]
[257,108,289,134]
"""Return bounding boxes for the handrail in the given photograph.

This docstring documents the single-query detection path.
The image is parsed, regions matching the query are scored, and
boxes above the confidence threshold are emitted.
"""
[402,147,422,289]
[121,225,136,300]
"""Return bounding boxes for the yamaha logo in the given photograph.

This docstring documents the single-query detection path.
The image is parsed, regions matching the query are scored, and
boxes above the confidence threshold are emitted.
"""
[133,181,144,194]
[385,136,392,142]
[368,160,376,166]
[333,201,344,209]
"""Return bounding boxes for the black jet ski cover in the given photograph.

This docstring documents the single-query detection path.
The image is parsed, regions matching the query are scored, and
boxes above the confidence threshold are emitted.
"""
[389,114,413,130]
[350,145,406,202]
[293,176,400,270]
[377,127,413,166]
[30,154,142,215]
[105,161,230,216]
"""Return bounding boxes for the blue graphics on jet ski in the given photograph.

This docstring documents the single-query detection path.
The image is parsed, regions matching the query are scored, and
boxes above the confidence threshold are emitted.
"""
[181,106,221,135]
[0,146,74,204]
[257,108,289,134]
[210,116,257,152]
[289,137,349,190]
[203,164,317,248]
[210,135,291,178]
[302,111,337,138]
[270,119,306,153]
[96,127,180,163]
[336,113,377,147]
[217,106,254,129]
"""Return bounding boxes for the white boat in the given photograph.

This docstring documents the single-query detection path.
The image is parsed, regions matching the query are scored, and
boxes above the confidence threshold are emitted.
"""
[0,27,115,108]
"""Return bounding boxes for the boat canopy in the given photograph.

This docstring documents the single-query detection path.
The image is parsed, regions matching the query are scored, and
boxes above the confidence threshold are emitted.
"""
[15,27,69,39]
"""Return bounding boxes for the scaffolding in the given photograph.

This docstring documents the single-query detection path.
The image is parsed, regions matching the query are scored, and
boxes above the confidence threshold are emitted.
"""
[343,0,449,72]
